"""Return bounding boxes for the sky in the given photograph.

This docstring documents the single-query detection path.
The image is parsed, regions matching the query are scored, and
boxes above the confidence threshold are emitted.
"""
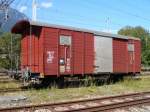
[11,0,150,34]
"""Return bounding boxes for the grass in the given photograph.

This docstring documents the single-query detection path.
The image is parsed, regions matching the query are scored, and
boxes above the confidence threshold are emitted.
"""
[2,76,150,105]
[0,75,21,89]
[0,82,20,89]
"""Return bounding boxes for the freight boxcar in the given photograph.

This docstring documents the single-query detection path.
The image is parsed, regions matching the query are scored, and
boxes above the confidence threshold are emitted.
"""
[11,20,141,83]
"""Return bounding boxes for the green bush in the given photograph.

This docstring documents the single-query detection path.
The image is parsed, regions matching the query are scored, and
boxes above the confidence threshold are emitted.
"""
[0,32,21,70]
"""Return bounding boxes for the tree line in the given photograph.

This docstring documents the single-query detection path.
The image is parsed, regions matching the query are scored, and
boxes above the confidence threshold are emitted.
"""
[0,31,21,70]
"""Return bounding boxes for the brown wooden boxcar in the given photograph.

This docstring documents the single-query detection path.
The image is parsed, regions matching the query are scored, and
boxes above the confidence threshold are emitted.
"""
[12,20,141,81]
[113,38,141,74]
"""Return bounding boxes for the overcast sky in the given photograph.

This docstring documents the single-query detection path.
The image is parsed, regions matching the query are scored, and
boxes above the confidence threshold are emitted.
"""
[11,0,150,34]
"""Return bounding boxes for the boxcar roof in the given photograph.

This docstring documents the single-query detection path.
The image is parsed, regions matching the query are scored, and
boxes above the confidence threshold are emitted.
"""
[12,20,140,41]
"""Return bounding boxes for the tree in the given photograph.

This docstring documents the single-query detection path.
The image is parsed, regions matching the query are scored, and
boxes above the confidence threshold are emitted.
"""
[118,26,150,66]
[0,32,21,69]
[0,29,3,35]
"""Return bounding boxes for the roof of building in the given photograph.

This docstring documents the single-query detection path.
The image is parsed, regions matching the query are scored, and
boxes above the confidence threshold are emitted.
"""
[11,20,140,41]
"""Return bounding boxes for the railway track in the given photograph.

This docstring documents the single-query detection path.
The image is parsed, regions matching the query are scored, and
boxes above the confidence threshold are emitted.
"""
[0,91,150,112]
[0,76,19,83]
[0,80,19,83]
[0,87,27,93]
[0,73,23,93]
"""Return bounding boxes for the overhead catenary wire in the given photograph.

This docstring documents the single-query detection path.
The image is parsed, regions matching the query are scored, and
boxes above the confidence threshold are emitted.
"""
[37,7,122,32]
[80,0,150,23]
[10,0,150,33]
[11,0,21,9]
[39,10,108,31]
[0,0,15,10]
[41,7,122,28]
[38,0,150,31]
[122,0,150,14]
[12,0,150,24]
[0,0,16,25]
[11,0,29,13]
[10,0,124,31]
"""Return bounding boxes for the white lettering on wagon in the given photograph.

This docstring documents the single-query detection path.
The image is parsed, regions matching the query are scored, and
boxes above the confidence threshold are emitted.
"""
[47,51,54,64]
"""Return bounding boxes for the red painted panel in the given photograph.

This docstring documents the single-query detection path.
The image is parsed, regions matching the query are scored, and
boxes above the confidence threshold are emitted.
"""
[43,27,59,75]
[128,39,141,73]
[21,26,94,76]
[21,32,29,68]
[127,40,134,73]
[72,31,84,74]
[20,26,43,74]
[38,28,44,73]
[84,33,94,74]
[27,35,30,66]
[21,36,27,69]
[60,29,72,35]
[30,32,39,72]
[134,40,141,72]
[113,39,128,73]
[34,35,39,72]
[29,27,41,73]
[31,34,35,71]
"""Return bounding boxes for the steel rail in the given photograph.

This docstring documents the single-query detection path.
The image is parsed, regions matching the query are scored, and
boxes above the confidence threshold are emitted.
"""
[69,97,150,112]
[0,80,18,83]
[0,91,150,112]
[0,88,26,93]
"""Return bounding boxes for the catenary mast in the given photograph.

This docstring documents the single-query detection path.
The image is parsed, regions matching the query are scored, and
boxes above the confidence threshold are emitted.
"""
[0,0,15,21]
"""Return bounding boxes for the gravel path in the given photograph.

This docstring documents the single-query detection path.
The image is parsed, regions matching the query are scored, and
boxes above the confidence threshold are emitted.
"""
[113,105,150,112]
